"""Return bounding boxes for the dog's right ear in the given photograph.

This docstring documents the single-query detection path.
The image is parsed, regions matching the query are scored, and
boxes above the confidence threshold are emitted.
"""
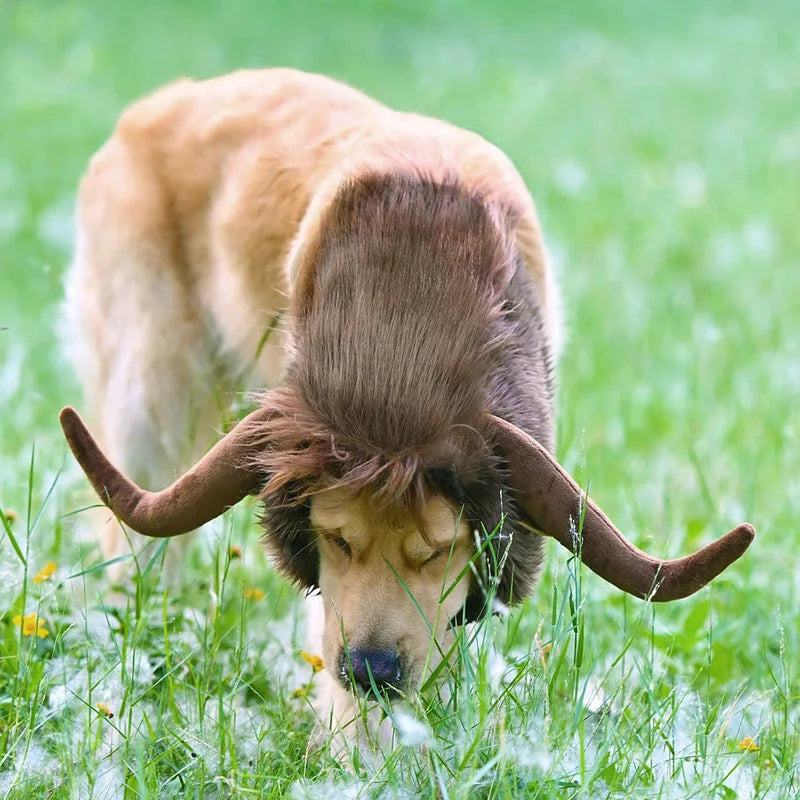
[489,416,755,601]
[260,489,320,591]
[59,401,277,537]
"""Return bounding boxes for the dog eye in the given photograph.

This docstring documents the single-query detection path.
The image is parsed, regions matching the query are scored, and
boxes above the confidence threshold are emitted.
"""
[423,549,446,566]
[331,536,351,557]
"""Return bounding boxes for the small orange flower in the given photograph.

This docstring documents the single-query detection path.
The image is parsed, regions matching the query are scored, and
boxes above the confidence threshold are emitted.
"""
[738,737,759,752]
[301,651,324,672]
[13,613,50,638]
[96,702,114,718]
[33,561,57,584]
[3,508,17,523]
[243,587,265,600]
[228,546,242,559]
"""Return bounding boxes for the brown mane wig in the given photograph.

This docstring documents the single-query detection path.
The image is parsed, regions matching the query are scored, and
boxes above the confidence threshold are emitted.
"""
[253,173,555,618]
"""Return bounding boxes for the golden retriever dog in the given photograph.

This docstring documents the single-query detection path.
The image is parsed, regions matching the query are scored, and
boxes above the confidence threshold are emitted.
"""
[60,69,754,754]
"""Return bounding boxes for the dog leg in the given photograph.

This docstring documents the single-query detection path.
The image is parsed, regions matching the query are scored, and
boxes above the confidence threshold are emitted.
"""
[66,145,228,581]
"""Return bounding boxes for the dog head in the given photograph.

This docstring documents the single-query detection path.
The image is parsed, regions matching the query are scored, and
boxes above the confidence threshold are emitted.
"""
[256,392,548,698]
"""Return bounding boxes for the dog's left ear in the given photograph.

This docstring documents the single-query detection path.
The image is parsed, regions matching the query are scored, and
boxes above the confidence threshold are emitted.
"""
[488,416,755,601]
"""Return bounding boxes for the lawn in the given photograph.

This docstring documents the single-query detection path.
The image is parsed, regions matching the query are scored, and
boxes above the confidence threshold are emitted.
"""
[1,0,798,797]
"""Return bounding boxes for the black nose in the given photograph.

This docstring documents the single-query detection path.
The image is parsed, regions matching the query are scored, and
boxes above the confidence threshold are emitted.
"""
[340,647,402,694]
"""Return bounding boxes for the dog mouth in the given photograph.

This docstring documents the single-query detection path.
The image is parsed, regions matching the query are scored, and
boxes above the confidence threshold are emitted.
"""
[348,682,404,702]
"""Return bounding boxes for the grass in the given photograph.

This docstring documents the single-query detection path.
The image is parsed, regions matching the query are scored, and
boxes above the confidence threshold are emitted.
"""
[1,0,798,796]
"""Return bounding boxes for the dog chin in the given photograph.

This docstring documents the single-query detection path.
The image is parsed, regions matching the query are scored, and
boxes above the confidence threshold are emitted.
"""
[309,669,398,760]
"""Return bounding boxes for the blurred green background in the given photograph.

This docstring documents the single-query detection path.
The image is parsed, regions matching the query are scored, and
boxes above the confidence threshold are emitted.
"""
[0,0,798,790]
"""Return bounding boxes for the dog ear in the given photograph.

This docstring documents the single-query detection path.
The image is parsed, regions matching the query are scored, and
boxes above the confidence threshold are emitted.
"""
[428,465,543,625]
[489,416,755,601]
[260,489,320,591]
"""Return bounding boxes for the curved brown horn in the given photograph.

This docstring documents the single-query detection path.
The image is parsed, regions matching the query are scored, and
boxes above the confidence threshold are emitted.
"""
[60,405,274,537]
[488,415,754,601]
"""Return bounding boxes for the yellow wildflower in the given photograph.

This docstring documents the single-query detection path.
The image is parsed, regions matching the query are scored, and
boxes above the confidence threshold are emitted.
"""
[243,587,265,600]
[13,613,50,638]
[228,545,242,559]
[301,651,324,672]
[738,737,759,752]
[96,702,114,718]
[33,561,57,584]
[292,687,308,699]
[3,508,17,523]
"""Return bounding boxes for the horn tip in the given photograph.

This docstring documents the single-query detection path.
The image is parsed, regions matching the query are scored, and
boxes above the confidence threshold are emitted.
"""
[733,522,756,548]
[59,405,80,430]
[59,406,94,466]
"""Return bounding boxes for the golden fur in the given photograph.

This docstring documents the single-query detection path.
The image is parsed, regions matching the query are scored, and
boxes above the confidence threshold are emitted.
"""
[66,68,561,753]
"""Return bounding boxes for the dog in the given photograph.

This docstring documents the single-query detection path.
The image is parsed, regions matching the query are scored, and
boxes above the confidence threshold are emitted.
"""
[60,68,754,753]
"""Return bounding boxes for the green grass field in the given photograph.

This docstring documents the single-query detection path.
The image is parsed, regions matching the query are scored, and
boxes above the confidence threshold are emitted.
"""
[1,0,798,796]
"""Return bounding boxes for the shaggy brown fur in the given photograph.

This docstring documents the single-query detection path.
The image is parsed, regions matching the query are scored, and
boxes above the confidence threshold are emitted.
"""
[256,174,509,495]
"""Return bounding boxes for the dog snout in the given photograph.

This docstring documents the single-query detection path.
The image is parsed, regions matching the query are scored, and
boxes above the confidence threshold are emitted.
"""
[339,647,403,695]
